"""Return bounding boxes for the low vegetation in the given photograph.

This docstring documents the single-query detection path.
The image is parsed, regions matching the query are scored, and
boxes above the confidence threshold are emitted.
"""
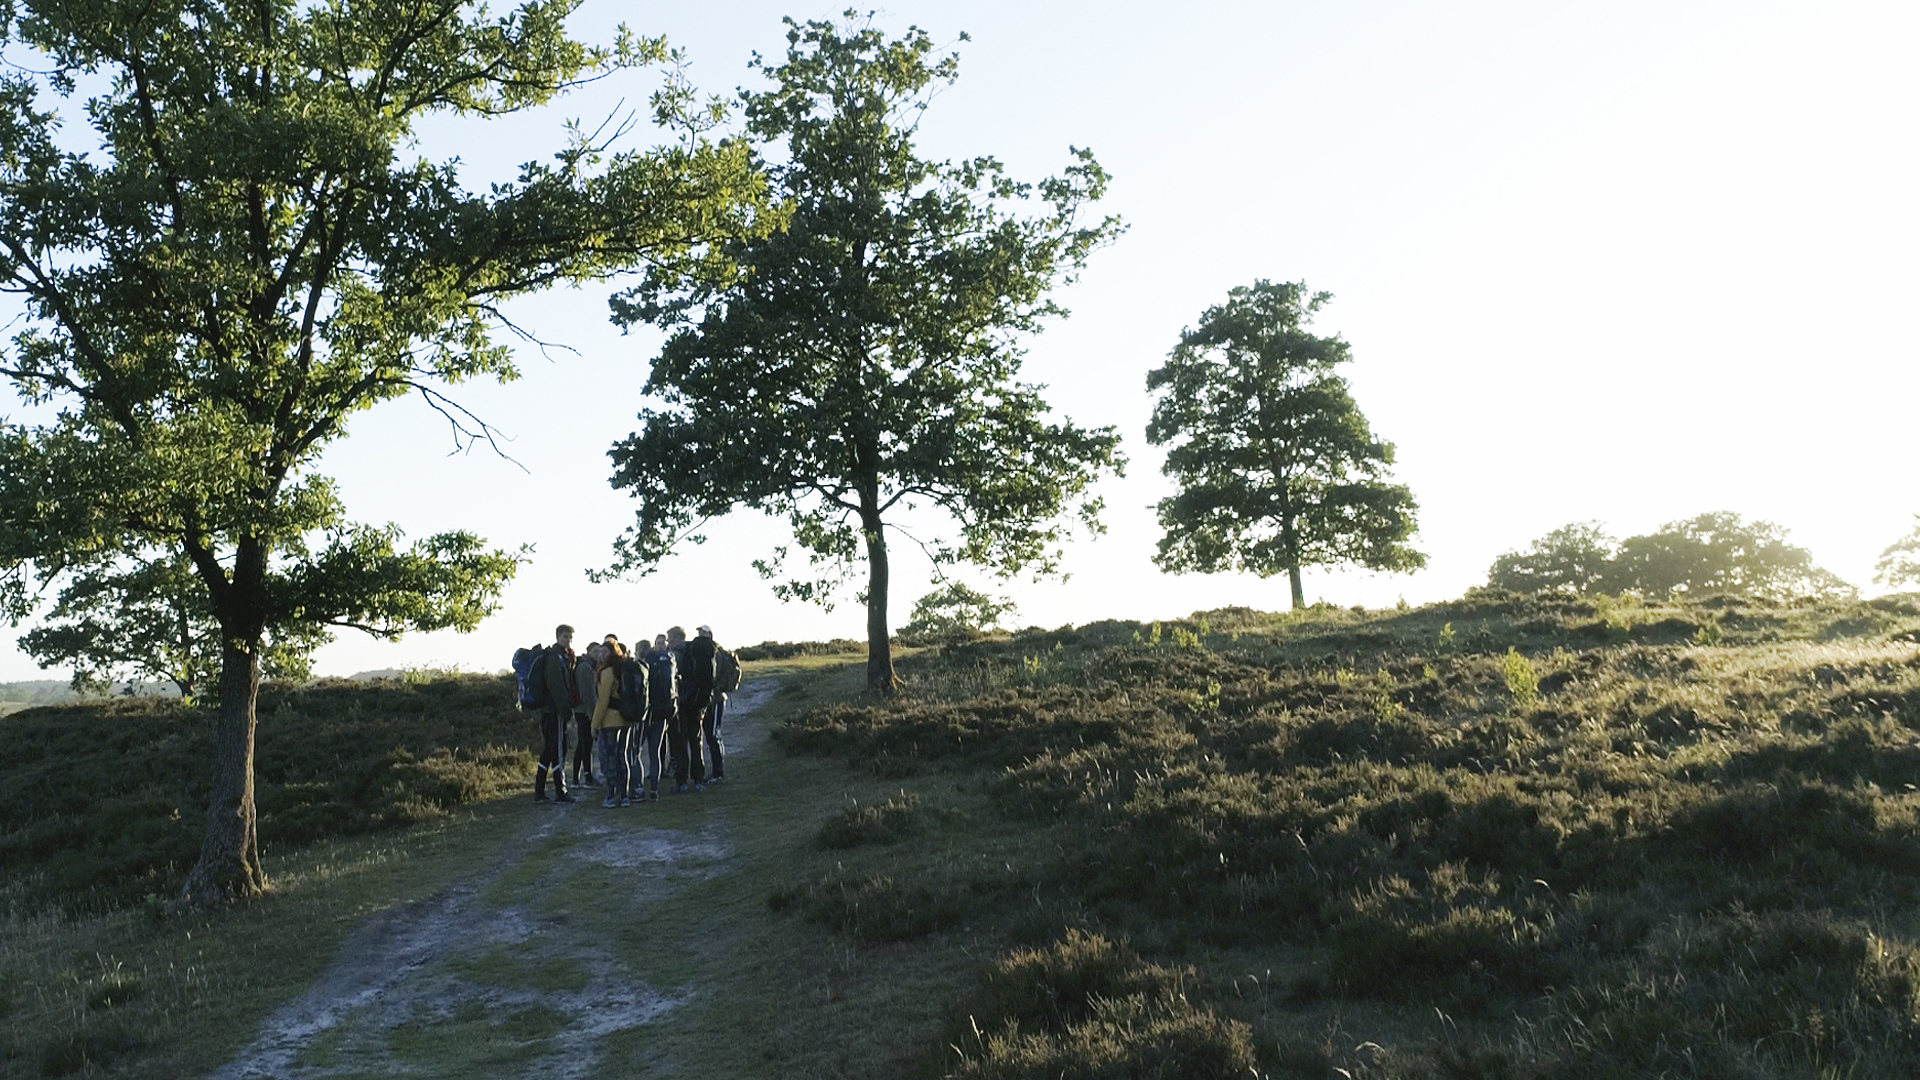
[772,589,1920,1076]
[8,591,1920,1077]
[0,674,530,913]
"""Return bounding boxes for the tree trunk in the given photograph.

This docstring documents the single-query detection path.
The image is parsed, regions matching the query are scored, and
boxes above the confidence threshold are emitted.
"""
[176,635,266,909]
[861,510,897,693]
[177,537,270,911]
[1282,512,1306,610]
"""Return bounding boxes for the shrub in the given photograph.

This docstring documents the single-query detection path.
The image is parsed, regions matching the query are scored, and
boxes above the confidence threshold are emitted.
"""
[1501,648,1538,707]
[774,867,982,942]
[950,995,1254,1080]
[815,794,925,849]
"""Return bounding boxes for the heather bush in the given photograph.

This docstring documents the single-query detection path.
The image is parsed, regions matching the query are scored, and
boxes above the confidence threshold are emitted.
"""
[768,595,1920,1076]
[0,674,533,911]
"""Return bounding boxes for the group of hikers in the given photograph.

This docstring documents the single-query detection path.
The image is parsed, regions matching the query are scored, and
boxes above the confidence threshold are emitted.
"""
[514,623,743,808]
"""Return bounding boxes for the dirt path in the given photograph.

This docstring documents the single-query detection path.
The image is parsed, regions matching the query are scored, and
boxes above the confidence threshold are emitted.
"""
[209,680,778,1080]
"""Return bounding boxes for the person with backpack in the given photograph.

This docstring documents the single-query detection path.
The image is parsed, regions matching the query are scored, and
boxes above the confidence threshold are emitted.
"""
[638,636,677,801]
[702,627,738,785]
[532,624,578,803]
[599,638,643,804]
[570,647,598,789]
[674,624,716,793]
[588,641,632,807]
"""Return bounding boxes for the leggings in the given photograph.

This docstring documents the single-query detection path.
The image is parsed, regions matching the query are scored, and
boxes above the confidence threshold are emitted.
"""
[633,713,666,795]
[596,727,628,802]
[704,692,727,780]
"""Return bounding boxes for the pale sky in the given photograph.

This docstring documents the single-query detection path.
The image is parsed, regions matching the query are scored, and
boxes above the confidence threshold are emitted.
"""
[4,1,1916,681]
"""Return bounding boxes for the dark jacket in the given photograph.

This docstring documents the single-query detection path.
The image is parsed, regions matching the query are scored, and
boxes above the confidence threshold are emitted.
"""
[540,645,576,712]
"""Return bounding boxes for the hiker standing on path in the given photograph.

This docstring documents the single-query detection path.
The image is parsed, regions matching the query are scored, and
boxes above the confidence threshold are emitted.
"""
[701,627,735,785]
[535,624,578,804]
[603,638,647,804]
[674,625,716,793]
[589,642,632,807]
[571,647,598,788]
[639,637,676,801]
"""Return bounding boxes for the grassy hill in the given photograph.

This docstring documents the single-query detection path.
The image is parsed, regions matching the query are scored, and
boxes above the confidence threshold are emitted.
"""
[771,590,1920,1076]
[4,590,1919,1077]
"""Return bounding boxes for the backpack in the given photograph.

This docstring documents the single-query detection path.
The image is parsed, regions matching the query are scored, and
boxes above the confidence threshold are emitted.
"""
[512,643,549,709]
[618,657,648,724]
[646,650,677,713]
[715,647,742,693]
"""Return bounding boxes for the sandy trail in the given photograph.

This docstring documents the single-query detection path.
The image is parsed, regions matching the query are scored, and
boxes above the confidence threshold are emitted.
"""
[208,679,777,1080]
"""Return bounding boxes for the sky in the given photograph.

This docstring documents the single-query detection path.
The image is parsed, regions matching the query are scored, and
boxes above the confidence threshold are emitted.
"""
[3,1,1917,682]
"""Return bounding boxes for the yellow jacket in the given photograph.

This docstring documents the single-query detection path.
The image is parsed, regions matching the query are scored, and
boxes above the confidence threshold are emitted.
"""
[591,665,628,730]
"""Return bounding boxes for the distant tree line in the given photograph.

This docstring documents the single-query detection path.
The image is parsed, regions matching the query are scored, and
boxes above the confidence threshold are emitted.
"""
[1487,512,1855,600]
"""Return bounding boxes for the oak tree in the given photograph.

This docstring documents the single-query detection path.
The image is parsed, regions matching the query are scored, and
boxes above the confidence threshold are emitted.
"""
[1609,512,1852,600]
[1487,521,1619,595]
[1146,280,1423,609]
[0,0,762,908]
[605,15,1122,690]
[18,548,327,699]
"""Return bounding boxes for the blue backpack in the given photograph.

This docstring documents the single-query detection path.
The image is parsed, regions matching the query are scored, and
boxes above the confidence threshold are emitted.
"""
[512,644,549,709]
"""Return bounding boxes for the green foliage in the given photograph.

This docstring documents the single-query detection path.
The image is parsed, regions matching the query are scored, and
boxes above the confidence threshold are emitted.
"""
[0,674,532,912]
[603,14,1123,689]
[1486,520,1616,595]
[1877,515,1920,589]
[773,592,1920,1075]
[1501,648,1538,706]
[903,582,1019,638]
[17,551,325,700]
[0,0,763,904]
[1145,280,1424,609]
[1491,512,1855,600]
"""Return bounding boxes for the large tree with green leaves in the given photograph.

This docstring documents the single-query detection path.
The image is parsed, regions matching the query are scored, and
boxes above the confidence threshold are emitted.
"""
[1146,280,1424,609]
[604,15,1123,691]
[0,0,762,908]
[1486,521,1620,595]
[18,548,327,699]
[1609,512,1852,600]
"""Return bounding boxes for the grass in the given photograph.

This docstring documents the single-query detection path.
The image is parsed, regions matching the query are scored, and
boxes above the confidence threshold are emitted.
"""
[9,591,1920,1077]
[0,800,524,1077]
[769,589,1920,1076]
[0,674,534,913]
